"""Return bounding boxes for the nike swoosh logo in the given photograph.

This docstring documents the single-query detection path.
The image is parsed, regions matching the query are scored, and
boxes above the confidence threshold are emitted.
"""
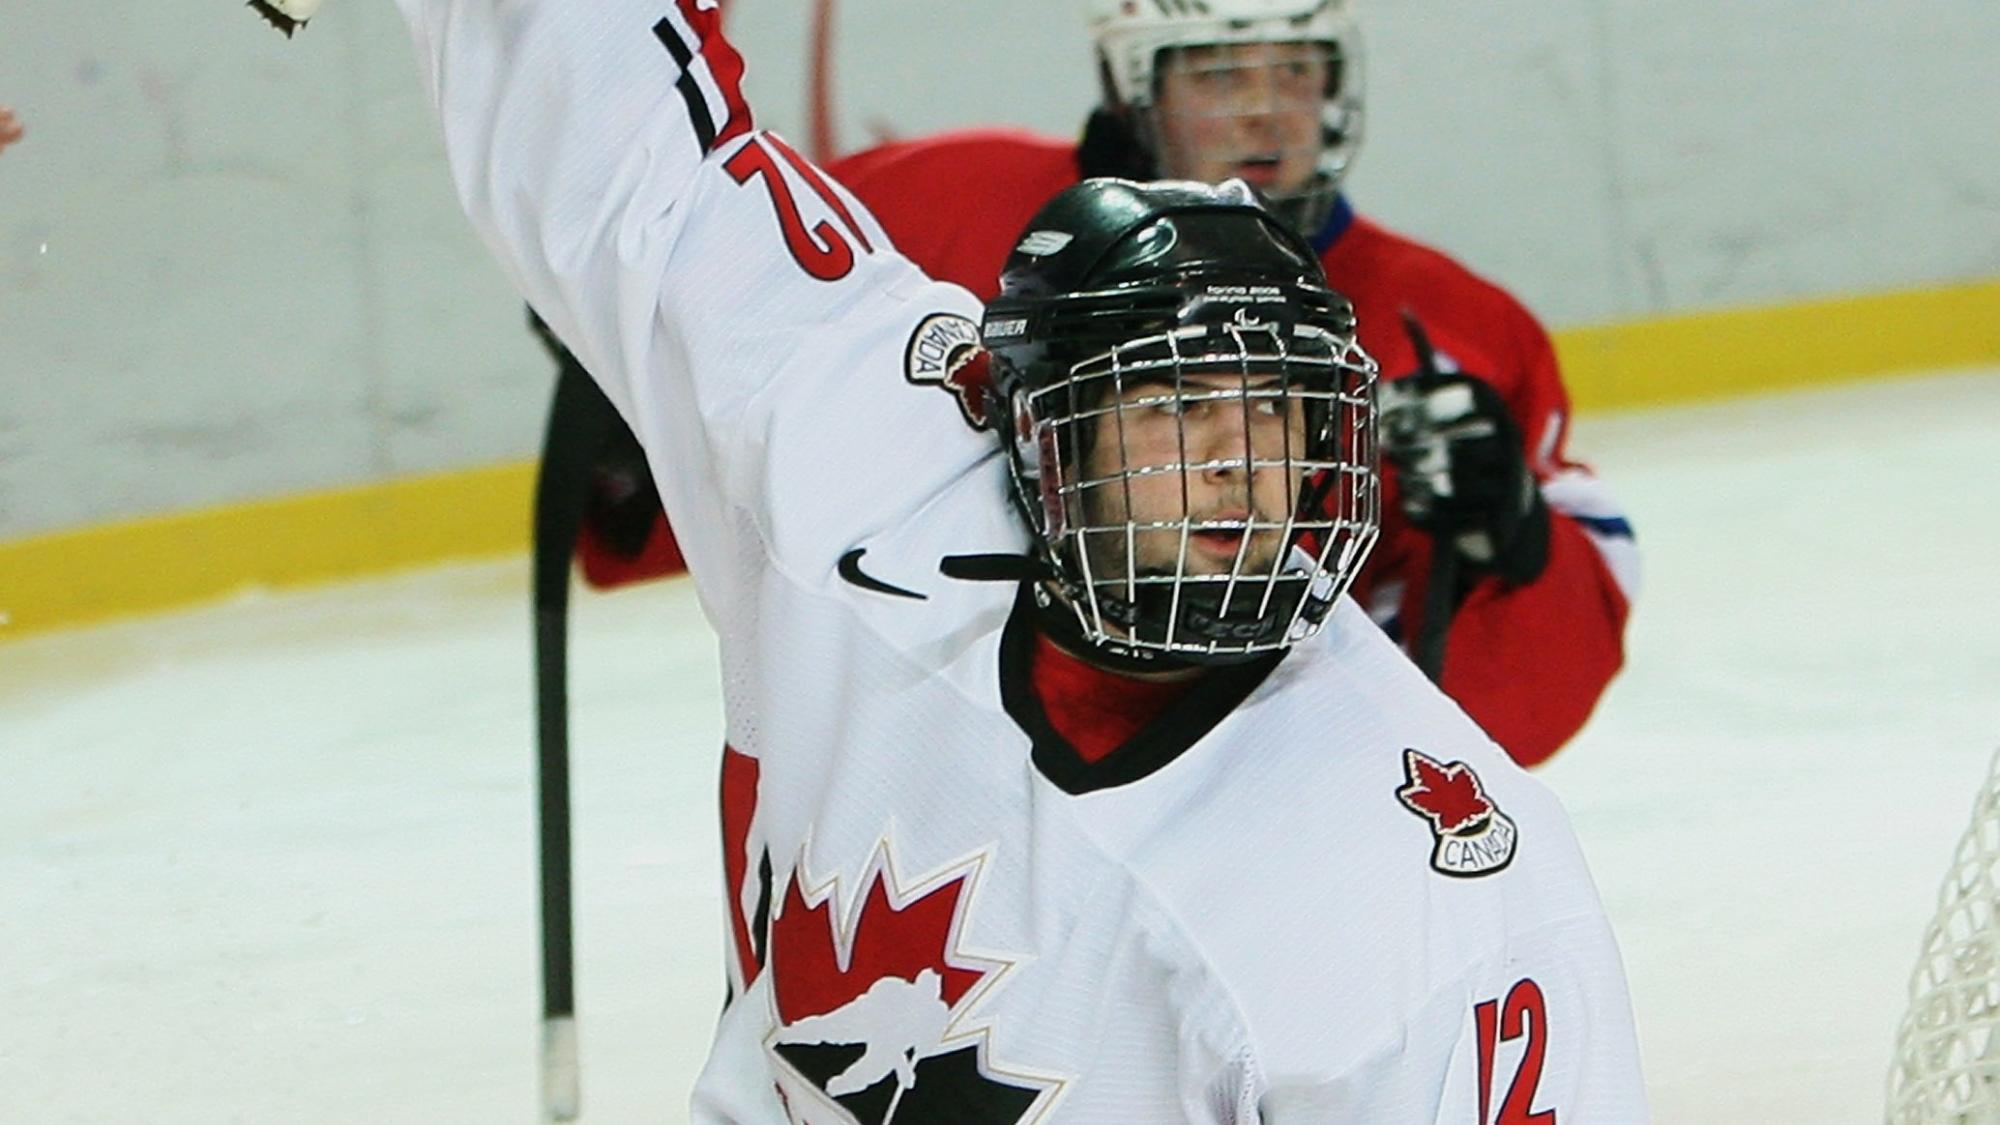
[838,548,927,601]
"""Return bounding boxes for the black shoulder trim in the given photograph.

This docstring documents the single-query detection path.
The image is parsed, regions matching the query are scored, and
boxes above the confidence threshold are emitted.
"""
[998,585,1283,795]
[653,18,719,154]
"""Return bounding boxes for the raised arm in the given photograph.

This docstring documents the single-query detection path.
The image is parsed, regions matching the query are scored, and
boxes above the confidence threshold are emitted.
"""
[390,0,993,590]
[396,0,776,422]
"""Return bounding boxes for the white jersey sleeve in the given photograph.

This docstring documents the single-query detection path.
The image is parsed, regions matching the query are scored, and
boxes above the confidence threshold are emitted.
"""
[1244,786,1647,1123]
[392,0,993,610]
[1253,911,1645,1122]
[1248,755,1646,1123]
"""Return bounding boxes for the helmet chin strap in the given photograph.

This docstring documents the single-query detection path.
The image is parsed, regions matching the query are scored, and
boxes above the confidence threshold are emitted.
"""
[1032,582,1217,674]
[1065,547,1336,669]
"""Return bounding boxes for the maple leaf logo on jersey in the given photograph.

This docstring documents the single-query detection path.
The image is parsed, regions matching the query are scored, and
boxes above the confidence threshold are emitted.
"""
[904,313,994,431]
[766,841,1064,1124]
[1396,749,1519,878]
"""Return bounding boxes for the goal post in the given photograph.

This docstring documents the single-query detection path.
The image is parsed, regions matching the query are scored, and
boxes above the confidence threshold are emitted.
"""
[1888,748,2000,1125]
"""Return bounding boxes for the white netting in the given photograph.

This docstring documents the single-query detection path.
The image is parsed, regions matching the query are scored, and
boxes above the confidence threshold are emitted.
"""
[1888,749,2000,1125]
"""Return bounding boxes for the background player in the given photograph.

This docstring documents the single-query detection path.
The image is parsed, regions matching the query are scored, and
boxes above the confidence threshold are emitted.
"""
[372,0,1647,1114]
[544,0,1639,767]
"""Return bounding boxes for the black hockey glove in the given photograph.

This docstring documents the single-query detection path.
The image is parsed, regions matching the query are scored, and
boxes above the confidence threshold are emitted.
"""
[529,306,663,560]
[1379,368,1551,588]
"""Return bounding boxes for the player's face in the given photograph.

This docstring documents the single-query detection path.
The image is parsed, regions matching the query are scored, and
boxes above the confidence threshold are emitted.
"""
[1078,371,1309,584]
[1152,41,1328,198]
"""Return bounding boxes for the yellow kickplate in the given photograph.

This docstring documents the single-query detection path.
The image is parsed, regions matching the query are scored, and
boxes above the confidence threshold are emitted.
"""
[0,462,535,641]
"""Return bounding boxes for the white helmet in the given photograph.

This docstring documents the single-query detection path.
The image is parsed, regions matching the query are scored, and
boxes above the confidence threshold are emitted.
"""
[1085,0,1364,237]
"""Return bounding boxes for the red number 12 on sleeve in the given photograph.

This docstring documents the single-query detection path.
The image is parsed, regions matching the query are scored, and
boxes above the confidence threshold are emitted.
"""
[724,134,875,282]
[1475,978,1555,1125]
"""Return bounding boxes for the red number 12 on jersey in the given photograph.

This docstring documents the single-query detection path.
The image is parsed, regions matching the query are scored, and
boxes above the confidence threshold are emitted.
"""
[1476,978,1555,1124]
[724,134,875,282]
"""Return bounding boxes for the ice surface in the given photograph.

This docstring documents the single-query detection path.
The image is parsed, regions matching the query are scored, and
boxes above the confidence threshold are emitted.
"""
[3,367,1998,1122]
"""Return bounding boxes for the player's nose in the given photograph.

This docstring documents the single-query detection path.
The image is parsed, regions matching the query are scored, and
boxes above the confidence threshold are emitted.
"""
[1192,421,1255,482]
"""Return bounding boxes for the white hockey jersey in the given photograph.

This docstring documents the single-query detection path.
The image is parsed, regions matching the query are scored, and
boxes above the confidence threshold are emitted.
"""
[392,0,1648,1119]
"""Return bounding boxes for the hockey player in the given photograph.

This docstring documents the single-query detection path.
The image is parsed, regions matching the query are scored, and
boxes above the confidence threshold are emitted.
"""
[545,0,1638,767]
[385,0,1647,1118]
[829,0,1640,767]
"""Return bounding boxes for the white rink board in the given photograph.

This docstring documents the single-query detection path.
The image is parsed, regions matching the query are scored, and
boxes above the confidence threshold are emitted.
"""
[4,367,1999,1122]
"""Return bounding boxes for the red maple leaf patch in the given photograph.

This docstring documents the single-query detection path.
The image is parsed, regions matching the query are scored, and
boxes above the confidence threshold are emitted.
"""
[1397,750,1495,836]
[769,853,989,1027]
[903,314,993,430]
[945,348,995,429]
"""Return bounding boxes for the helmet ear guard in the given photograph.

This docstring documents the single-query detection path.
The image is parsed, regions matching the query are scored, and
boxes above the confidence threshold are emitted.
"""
[983,180,1381,666]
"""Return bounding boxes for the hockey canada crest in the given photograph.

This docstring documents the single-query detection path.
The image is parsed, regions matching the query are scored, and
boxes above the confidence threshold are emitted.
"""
[765,839,1064,1124]
[904,313,994,431]
[1396,749,1518,878]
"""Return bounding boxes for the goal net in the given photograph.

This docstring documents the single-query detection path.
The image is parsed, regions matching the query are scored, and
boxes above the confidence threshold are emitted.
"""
[1889,749,2000,1125]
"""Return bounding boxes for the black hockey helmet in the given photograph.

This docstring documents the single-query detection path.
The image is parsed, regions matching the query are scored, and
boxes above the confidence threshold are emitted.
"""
[981,178,1380,666]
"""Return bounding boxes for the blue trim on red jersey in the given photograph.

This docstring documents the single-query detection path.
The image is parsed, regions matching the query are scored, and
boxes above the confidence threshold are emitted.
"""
[1575,514,1636,540]
[1309,195,1357,255]
[1378,612,1405,645]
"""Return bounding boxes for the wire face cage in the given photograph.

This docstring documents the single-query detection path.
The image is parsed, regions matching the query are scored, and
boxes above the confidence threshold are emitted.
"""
[1017,314,1379,661]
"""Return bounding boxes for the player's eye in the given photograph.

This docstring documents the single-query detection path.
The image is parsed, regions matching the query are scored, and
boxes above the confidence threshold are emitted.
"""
[1189,66,1234,89]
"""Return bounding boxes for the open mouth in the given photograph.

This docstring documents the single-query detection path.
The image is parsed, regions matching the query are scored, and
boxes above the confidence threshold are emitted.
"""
[1191,514,1253,559]
[1193,530,1244,554]
[1234,156,1282,187]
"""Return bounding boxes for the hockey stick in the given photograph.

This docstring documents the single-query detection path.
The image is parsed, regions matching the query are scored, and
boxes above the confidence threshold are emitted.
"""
[531,333,628,1122]
[1399,311,1458,684]
[807,0,839,162]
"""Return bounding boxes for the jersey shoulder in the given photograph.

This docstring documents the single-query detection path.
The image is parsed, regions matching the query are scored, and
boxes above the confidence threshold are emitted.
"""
[829,129,1082,301]
[829,127,1077,189]
[1327,210,1561,395]
[1330,212,1541,327]
[1097,609,1605,1077]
